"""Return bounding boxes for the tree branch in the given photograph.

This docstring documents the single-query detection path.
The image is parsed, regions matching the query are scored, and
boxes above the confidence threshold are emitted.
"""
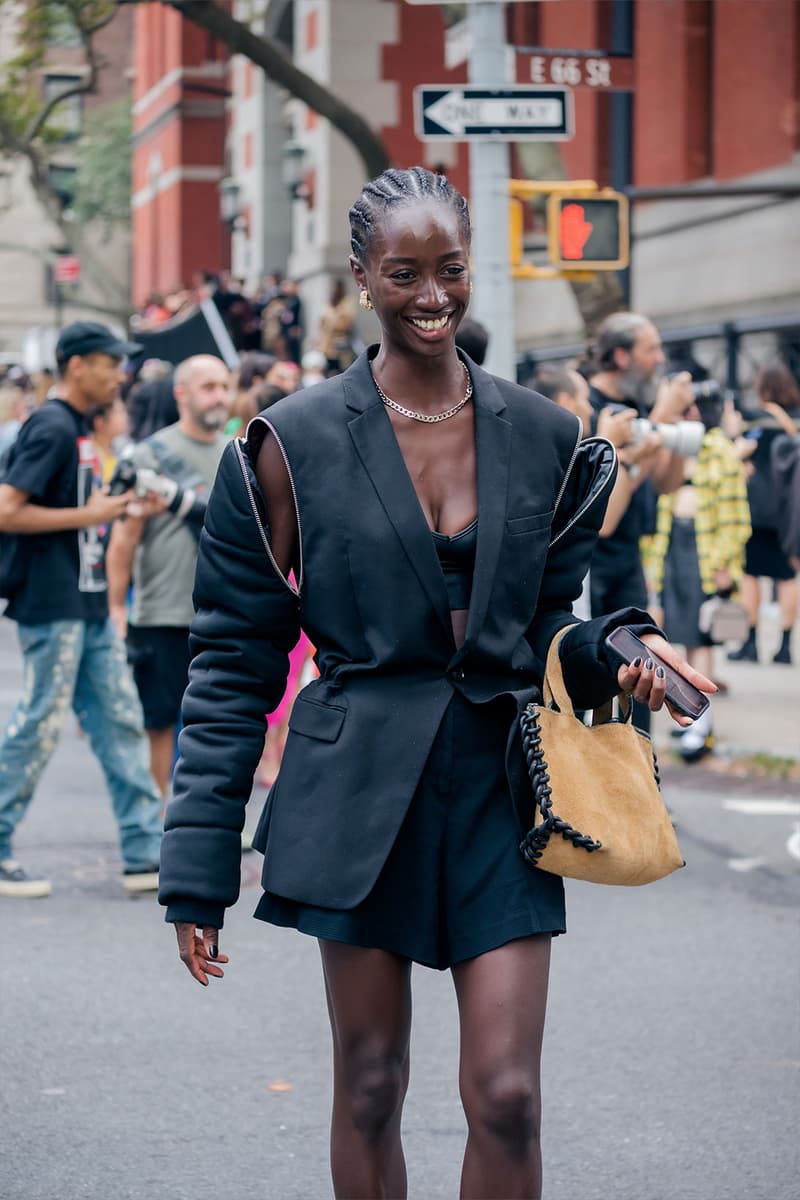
[24,74,93,145]
[158,0,391,180]
[23,0,117,144]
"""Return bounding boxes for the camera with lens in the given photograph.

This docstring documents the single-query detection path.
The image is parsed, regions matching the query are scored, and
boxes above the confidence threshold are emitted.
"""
[107,458,138,497]
[607,404,705,457]
[108,457,184,512]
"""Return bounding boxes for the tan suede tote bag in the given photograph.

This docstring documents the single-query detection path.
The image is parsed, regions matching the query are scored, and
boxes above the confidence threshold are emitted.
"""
[519,628,685,886]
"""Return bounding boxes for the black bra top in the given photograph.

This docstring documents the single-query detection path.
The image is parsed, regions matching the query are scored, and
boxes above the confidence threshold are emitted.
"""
[431,518,478,611]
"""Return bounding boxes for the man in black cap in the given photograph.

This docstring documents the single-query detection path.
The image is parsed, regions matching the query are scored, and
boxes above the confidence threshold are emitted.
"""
[0,321,164,898]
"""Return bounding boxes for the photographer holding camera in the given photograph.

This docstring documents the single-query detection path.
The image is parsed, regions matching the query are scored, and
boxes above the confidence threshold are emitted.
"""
[586,313,699,730]
[0,322,164,898]
[640,389,750,760]
[106,355,232,801]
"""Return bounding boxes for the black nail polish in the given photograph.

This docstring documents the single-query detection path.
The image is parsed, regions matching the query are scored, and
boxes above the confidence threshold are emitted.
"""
[209,944,218,959]
[632,657,642,668]
[645,658,654,670]
[656,666,665,679]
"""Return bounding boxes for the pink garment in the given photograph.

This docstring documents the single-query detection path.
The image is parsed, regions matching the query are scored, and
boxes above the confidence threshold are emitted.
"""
[267,633,313,725]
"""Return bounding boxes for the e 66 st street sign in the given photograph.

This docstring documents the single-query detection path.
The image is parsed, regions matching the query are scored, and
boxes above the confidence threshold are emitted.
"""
[414,85,573,141]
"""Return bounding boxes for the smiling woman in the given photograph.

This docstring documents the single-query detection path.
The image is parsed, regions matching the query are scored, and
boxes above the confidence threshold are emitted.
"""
[158,166,714,1200]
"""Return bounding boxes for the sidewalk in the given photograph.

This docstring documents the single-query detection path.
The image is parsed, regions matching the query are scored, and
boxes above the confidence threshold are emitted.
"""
[652,604,799,765]
[0,601,795,765]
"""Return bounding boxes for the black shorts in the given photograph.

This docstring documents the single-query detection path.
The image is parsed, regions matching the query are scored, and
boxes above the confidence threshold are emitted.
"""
[744,527,796,582]
[255,690,566,970]
[126,625,191,731]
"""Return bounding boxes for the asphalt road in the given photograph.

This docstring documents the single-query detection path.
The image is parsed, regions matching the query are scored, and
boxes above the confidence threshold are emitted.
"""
[1,623,798,1200]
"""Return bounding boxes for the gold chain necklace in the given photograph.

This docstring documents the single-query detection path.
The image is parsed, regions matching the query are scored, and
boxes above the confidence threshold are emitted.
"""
[371,362,473,424]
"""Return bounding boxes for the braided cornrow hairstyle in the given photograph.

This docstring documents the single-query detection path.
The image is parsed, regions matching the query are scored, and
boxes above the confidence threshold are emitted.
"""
[349,166,471,264]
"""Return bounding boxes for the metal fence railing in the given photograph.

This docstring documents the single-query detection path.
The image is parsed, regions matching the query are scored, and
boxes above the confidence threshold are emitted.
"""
[516,312,800,406]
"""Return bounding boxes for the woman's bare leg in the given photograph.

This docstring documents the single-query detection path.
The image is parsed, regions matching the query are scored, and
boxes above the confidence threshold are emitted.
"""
[778,577,798,631]
[453,935,552,1200]
[320,940,412,1199]
[740,574,759,626]
[687,644,712,679]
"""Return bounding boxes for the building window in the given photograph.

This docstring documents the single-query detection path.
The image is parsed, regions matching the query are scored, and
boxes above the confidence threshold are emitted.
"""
[45,11,82,48]
[42,74,84,141]
[47,162,77,210]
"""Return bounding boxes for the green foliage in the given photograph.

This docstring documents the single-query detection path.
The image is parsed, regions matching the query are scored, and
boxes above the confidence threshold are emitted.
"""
[0,0,115,140]
[70,98,131,226]
[440,4,468,28]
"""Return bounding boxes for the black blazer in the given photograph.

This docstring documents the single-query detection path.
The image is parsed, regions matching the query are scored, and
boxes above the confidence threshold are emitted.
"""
[159,350,652,928]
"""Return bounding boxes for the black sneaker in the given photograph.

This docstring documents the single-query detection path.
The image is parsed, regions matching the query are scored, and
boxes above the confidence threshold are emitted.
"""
[727,642,757,662]
[0,859,52,898]
[121,863,159,893]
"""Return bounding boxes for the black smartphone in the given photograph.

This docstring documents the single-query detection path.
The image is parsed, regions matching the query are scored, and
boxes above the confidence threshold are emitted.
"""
[604,627,710,720]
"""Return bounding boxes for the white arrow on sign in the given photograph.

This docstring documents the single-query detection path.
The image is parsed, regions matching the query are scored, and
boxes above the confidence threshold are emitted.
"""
[424,91,564,136]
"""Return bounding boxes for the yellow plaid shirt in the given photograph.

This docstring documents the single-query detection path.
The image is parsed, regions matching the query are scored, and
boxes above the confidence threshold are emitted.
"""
[641,427,751,598]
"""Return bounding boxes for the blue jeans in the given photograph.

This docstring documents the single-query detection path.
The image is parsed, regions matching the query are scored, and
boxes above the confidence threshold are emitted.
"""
[0,619,163,869]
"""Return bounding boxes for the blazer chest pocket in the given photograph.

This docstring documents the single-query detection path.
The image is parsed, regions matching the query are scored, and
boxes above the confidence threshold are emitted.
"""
[288,695,346,742]
[506,510,554,536]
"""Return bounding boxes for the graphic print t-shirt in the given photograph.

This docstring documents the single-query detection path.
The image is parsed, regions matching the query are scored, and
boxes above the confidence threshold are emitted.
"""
[5,398,109,624]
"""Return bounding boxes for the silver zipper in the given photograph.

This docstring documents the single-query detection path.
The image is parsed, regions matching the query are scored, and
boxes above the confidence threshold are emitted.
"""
[550,416,583,526]
[548,435,617,548]
[234,421,304,595]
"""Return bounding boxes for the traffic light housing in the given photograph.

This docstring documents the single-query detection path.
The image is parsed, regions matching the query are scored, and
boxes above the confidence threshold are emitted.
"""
[509,197,524,267]
[547,190,629,270]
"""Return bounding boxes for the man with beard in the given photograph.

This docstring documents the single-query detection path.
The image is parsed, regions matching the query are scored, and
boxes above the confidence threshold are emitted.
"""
[107,355,233,799]
[587,314,694,729]
[587,314,694,615]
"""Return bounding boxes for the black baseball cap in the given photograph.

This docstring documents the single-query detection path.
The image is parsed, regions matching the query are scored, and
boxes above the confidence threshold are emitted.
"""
[55,321,143,365]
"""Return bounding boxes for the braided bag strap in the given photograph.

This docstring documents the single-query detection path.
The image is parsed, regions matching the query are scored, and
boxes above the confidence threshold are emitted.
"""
[518,703,604,866]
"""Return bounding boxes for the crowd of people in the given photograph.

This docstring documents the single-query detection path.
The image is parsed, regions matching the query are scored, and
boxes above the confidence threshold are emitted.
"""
[0,301,795,842]
[132,268,360,376]
[0,300,796,902]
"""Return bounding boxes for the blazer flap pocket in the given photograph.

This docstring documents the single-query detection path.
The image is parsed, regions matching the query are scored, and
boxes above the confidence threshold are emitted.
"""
[507,510,554,535]
[288,695,346,742]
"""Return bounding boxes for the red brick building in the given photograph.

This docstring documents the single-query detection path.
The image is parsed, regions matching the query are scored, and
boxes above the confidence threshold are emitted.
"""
[130,1,800,335]
[506,0,799,187]
[131,4,230,305]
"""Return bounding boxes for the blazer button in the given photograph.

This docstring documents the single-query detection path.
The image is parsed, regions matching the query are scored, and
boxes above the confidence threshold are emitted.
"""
[452,667,466,682]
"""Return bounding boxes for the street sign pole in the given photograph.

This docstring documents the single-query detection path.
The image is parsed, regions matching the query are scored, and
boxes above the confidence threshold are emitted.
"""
[468,2,514,381]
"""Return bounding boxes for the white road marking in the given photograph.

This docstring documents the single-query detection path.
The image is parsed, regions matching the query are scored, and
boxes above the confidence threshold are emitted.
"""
[786,823,800,863]
[727,856,768,872]
[723,799,800,816]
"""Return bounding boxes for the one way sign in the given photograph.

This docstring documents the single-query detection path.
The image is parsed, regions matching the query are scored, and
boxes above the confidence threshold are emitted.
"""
[414,85,573,142]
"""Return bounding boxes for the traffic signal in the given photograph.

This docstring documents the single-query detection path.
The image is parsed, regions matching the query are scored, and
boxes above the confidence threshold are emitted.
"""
[547,191,629,270]
[509,197,524,267]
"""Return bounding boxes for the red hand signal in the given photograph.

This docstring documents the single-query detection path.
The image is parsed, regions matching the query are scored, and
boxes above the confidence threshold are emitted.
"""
[559,203,593,259]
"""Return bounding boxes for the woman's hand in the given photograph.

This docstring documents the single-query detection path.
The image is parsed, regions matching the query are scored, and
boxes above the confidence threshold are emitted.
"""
[175,922,229,986]
[615,634,717,727]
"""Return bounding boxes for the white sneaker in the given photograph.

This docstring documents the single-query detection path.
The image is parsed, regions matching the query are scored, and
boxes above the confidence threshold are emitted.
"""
[121,864,159,893]
[678,710,714,764]
[0,859,52,898]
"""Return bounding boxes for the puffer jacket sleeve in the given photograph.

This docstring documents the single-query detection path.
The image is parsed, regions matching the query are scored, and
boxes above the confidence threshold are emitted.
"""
[159,439,301,929]
[526,438,662,709]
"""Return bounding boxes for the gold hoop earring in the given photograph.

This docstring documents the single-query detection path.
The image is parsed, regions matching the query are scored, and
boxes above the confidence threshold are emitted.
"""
[359,288,373,311]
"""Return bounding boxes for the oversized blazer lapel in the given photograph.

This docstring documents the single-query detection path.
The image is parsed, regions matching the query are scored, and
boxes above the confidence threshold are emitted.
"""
[343,354,454,642]
[342,351,512,653]
[462,365,511,649]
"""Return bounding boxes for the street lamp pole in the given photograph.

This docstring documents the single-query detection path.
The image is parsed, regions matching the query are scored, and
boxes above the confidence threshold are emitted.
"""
[468,2,515,381]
